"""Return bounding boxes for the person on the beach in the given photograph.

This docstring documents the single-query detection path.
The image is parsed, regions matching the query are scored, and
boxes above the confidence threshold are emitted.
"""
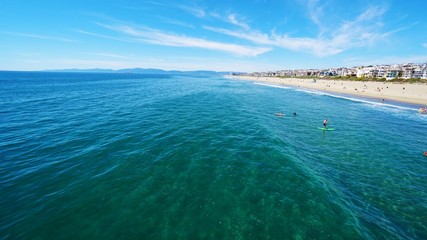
[323,118,328,128]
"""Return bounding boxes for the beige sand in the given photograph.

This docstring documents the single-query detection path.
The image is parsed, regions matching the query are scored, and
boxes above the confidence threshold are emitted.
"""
[232,76,427,106]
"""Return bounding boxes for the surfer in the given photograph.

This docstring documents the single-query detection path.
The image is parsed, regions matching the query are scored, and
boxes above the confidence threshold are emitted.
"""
[323,118,328,128]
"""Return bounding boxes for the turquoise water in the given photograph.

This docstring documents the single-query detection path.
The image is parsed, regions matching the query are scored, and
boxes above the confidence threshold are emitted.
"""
[1,71,426,239]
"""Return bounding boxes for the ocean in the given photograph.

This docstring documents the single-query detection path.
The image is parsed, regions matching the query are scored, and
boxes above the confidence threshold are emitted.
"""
[1,71,426,239]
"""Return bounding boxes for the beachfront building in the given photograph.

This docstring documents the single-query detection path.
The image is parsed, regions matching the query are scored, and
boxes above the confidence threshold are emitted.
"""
[385,69,401,80]
[412,68,423,79]
[339,68,356,77]
[357,67,374,78]
[246,62,427,80]
[399,63,427,79]
[318,69,337,77]
[338,68,346,76]
[401,64,413,79]
[377,68,387,78]
[402,69,413,79]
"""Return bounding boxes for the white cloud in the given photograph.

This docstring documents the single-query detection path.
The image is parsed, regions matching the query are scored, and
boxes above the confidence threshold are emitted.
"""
[422,43,427,48]
[0,31,74,42]
[159,17,195,28]
[60,59,136,69]
[178,5,206,18]
[204,5,396,57]
[356,5,387,22]
[307,0,324,28]
[205,26,343,56]
[81,3,399,59]
[203,26,272,44]
[81,52,133,60]
[178,4,251,31]
[227,14,250,30]
[344,55,427,66]
[75,29,125,41]
[98,23,272,56]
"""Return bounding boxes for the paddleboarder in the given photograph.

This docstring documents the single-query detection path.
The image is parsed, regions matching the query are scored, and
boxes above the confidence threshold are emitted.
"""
[323,118,328,128]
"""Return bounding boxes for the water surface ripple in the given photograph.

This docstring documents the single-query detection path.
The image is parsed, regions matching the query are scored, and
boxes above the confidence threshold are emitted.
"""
[1,72,426,239]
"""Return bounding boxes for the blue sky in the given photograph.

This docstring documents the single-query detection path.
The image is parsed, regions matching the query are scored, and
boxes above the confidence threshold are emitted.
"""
[1,0,427,72]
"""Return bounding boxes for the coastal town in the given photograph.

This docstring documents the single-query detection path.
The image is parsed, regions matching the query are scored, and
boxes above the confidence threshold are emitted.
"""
[234,61,427,106]
[246,62,427,81]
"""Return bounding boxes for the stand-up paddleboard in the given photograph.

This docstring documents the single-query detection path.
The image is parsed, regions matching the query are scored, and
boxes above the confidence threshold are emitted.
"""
[318,127,335,131]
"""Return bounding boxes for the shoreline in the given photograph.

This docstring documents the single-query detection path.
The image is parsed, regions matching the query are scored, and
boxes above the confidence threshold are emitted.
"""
[231,76,427,106]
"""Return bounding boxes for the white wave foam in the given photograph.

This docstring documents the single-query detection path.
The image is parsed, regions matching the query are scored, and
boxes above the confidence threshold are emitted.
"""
[293,88,328,96]
[292,87,418,112]
[254,82,290,89]
[253,82,423,120]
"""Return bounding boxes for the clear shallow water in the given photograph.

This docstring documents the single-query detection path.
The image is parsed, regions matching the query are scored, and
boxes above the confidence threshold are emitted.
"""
[1,72,426,239]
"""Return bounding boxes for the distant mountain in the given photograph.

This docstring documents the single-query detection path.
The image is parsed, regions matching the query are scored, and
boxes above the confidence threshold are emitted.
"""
[45,68,235,75]
[116,68,174,74]
[47,68,116,73]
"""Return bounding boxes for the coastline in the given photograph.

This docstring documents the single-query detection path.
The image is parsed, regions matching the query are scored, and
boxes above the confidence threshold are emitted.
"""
[231,75,427,106]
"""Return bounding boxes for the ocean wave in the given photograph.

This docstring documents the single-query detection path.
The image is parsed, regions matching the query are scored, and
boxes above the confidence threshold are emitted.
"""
[290,87,419,111]
[254,82,290,89]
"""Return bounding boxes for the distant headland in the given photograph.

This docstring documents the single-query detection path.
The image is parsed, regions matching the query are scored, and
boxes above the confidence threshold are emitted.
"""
[42,68,232,75]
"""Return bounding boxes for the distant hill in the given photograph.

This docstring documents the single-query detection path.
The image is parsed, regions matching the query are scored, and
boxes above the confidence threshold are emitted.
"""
[47,68,116,73]
[45,68,237,75]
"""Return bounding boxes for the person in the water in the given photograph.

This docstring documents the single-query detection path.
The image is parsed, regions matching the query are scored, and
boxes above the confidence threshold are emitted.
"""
[323,118,328,128]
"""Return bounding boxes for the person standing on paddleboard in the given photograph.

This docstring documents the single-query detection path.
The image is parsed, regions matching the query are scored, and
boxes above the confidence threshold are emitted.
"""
[323,118,328,128]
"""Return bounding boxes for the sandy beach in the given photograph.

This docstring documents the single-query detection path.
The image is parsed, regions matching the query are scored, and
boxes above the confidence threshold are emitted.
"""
[233,76,427,106]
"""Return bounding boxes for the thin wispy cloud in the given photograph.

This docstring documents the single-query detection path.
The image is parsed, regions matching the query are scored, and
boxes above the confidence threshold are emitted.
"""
[158,17,195,28]
[82,52,133,60]
[204,26,271,44]
[75,29,140,44]
[344,55,427,66]
[204,4,396,57]
[227,14,250,30]
[81,3,405,59]
[307,0,324,28]
[178,5,206,18]
[356,5,388,22]
[60,59,136,69]
[0,31,74,42]
[97,23,271,56]
[1,0,424,72]
[178,4,251,31]
[205,26,339,56]
[75,29,111,38]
